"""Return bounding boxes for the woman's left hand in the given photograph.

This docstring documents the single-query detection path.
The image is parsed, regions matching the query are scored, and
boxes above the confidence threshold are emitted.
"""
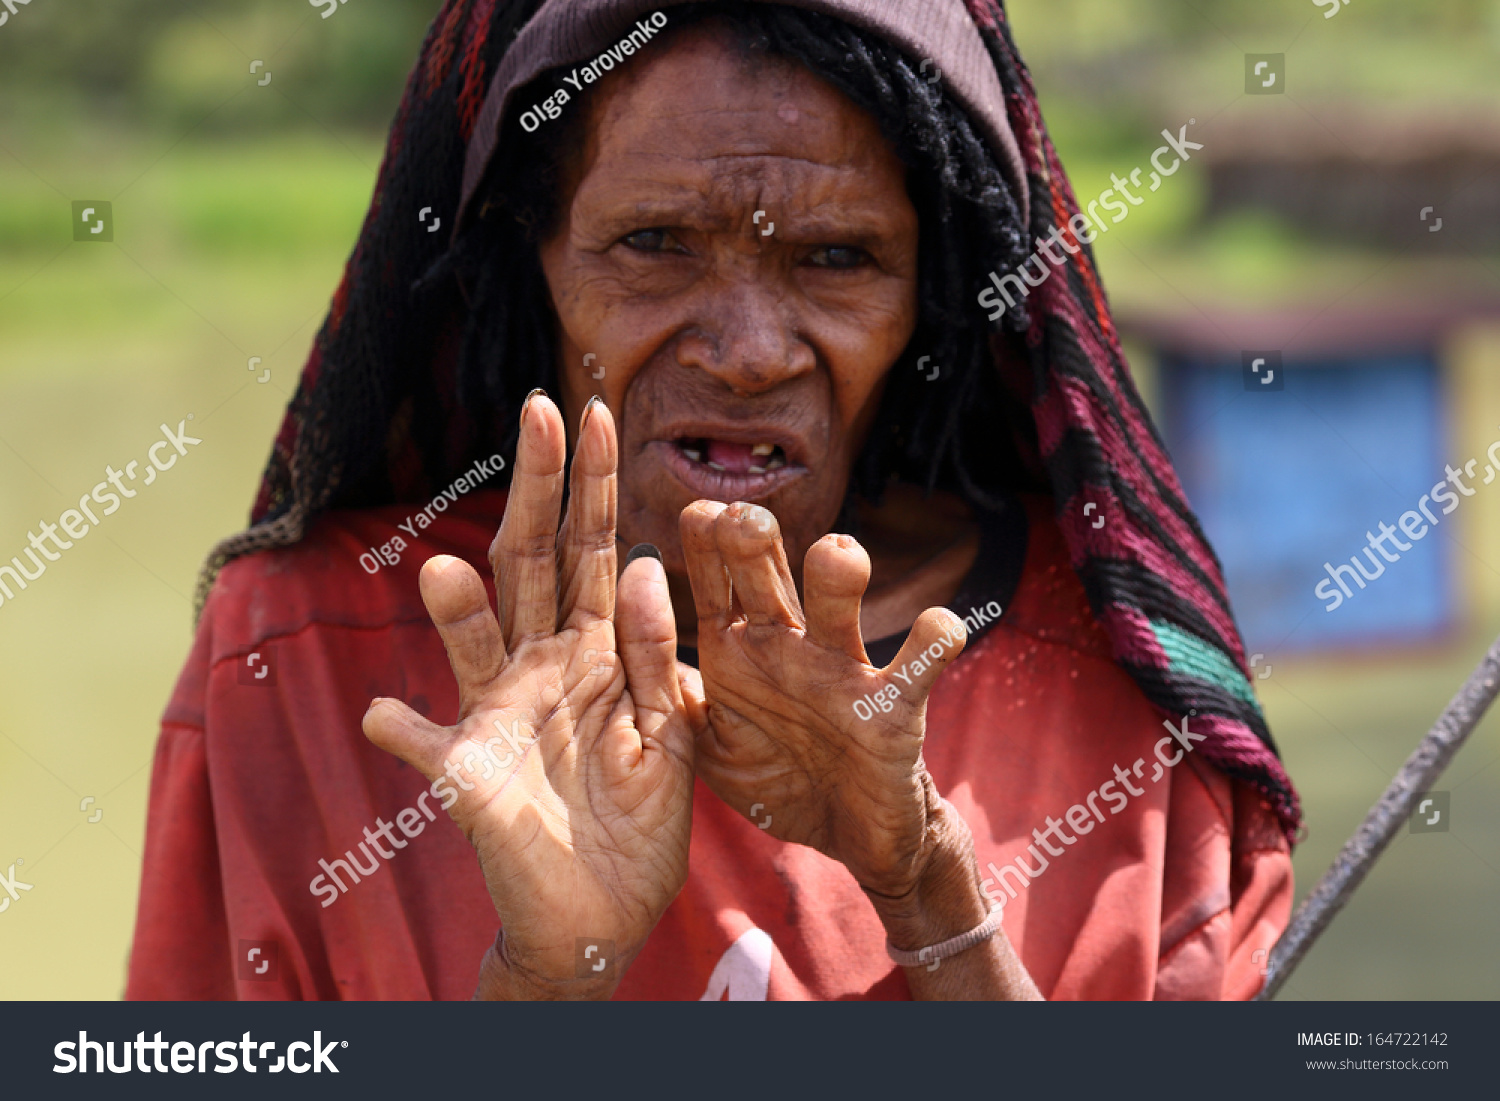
[678,499,966,899]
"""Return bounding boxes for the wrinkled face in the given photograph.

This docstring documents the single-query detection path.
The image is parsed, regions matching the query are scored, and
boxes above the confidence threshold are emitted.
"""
[538,24,920,576]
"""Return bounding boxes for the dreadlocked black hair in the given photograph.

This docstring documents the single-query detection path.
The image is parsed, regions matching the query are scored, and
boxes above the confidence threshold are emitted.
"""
[425,0,1041,517]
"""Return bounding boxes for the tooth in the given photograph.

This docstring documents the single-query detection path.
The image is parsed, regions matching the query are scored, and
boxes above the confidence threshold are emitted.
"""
[707,461,726,472]
[683,448,703,462]
[751,443,775,457]
[748,465,767,474]
[766,457,785,470]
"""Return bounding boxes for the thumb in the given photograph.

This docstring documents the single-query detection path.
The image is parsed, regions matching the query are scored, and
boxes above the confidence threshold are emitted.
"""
[363,697,453,782]
[675,660,709,734]
[615,547,693,763]
[885,607,967,706]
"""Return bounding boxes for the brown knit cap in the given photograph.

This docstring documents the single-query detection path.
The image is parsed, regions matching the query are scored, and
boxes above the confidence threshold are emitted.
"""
[456,0,1030,231]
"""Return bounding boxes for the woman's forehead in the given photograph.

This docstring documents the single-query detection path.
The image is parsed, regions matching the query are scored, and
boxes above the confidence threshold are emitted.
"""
[567,26,902,194]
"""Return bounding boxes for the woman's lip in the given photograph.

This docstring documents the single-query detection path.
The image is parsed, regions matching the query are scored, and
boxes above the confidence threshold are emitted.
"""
[654,423,808,467]
[651,439,806,500]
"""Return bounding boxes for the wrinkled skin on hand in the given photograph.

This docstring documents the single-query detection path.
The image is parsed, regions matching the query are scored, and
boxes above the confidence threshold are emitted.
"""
[363,395,696,996]
[679,500,966,899]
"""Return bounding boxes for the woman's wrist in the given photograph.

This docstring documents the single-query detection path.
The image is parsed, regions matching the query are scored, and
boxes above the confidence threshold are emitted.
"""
[473,931,621,1001]
[861,794,1043,999]
[861,793,991,953]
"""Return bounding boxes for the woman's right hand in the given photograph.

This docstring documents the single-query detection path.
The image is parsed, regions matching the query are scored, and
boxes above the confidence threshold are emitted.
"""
[362,393,697,999]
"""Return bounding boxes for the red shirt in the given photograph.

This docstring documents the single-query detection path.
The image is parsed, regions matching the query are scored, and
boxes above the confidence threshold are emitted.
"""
[126,491,1291,1000]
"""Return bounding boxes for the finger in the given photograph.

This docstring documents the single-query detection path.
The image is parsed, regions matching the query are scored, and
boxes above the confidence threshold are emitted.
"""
[363,697,453,782]
[714,503,803,630]
[614,549,694,768]
[491,392,565,642]
[420,555,507,712]
[803,534,872,664]
[675,660,710,734]
[679,499,732,624]
[885,607,967,705]
[557,397,618,629]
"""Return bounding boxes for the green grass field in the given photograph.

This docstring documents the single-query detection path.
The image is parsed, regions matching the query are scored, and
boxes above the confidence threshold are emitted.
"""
[0,134,378,998]
[1,126,1497,1000]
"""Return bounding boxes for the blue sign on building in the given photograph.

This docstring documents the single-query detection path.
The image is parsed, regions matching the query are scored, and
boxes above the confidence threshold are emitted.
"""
[1159,354,1451,652]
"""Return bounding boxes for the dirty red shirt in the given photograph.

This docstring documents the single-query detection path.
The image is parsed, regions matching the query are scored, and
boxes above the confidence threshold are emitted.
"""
[126,491,1291,1000]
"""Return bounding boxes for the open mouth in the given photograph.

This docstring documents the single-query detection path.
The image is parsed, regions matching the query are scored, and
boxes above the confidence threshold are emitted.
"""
[650,431,806,501]
[674,438,788,475]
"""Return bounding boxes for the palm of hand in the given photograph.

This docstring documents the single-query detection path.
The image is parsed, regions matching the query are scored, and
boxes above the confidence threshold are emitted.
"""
[451,631,690,959]
[363,396,694,989]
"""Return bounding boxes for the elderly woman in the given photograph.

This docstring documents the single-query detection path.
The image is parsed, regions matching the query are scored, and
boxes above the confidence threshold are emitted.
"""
[127,0,1300,1001]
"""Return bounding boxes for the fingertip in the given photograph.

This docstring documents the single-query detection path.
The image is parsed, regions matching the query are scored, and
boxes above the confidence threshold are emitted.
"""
[624,541,662,567]
[917,606,967,657]
[619,551,674,643]
[420,554,464,582]
[680,498,729,531]
[521,387,551,426]
[621,545,667,591]
[576,395,618,471]
[886,606,970,696]
[518,392,567,467]
[804,533,871,595]
[581,393,613,434]
[418,554,487,623]
[716,502,778,552]
[362,698,397,741]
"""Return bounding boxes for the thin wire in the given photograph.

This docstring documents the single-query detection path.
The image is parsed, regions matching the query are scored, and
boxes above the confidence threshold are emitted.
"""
[1257,630,1500,1000]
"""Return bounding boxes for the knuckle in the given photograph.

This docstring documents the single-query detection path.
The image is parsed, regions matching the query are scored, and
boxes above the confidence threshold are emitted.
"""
[506,531,560,559]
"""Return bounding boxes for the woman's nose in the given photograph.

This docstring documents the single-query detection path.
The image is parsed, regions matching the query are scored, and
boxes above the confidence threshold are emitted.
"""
[672,280,816,396]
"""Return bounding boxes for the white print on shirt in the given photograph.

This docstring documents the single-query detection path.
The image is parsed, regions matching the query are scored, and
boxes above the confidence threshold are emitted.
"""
[699,926,776,1001]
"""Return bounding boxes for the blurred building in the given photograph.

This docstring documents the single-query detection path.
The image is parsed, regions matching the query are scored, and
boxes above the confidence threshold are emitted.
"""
[1203,109,1500,254]
[1120,109,1500,655]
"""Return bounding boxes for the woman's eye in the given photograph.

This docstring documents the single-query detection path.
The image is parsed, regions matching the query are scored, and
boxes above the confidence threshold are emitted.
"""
[806,246,871,270]
[621,229,681,253]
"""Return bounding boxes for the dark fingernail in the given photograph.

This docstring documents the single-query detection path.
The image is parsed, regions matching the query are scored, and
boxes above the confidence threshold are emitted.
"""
[581,394,602,433]
[624,543,662,567]
[521,388,547,424]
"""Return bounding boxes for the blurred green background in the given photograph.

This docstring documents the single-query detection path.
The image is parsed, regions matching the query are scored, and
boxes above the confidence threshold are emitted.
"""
[1,0,1497,999]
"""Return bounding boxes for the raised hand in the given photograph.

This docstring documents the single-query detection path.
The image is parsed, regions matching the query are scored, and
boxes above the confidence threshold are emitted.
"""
[362,394,695,999]
[679,499,967,899]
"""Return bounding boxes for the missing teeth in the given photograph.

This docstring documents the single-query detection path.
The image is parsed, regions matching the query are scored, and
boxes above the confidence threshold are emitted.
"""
[676,438,789,472]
